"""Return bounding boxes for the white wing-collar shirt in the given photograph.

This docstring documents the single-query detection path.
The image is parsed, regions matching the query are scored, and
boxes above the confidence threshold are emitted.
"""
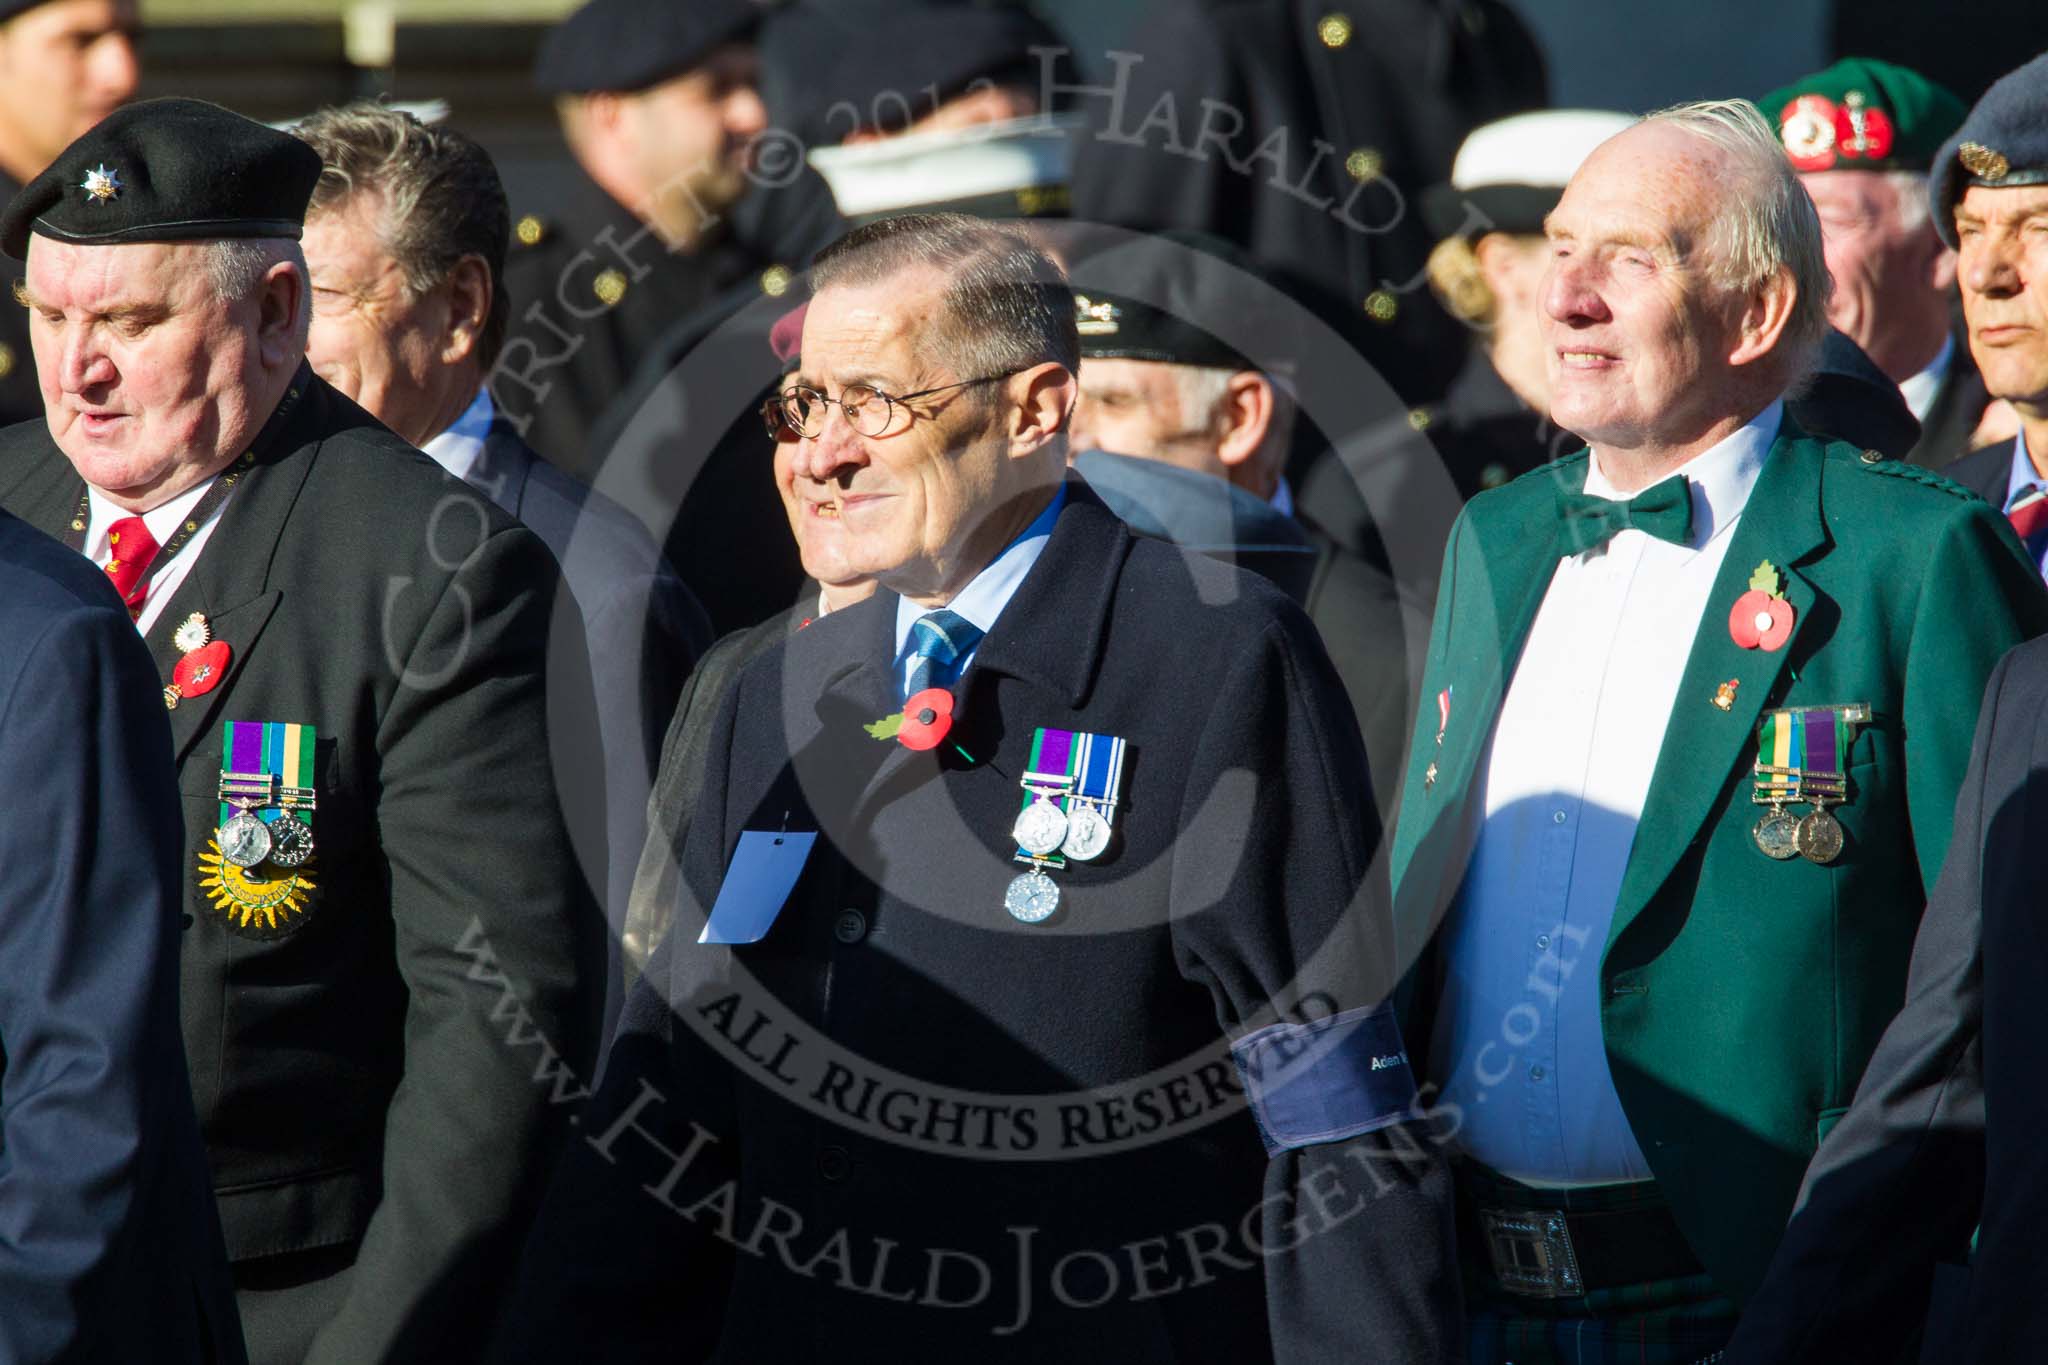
[1429,399,1783,1188]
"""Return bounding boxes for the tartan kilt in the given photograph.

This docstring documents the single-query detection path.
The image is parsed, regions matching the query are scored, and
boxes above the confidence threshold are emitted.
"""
[1460,1170,1738,1365]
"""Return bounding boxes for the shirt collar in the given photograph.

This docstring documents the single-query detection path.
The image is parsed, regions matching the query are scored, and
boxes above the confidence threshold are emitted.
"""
[1269,477,1295,518]
[86,473,219,550]
[1897,335,1954,423]
[893,484,1066,660]
[2005,426,2040,512]
[1582,398,1782,548]
[421,387,494,482]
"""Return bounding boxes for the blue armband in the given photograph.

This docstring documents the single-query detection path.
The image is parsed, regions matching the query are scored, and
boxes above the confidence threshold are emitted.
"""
[1230,1002,1418,1156]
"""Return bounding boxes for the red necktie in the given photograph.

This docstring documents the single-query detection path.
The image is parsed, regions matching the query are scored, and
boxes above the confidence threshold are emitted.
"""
[102,515,160,618]
[2011,487,2048,542]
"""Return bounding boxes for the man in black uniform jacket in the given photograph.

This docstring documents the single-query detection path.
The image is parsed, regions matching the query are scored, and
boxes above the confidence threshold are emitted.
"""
[0,98,602,1363]
[498,213,1455,1362]
[497,0,774,479]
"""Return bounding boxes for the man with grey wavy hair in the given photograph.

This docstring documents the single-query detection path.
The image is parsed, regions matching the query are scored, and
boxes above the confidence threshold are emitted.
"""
[293,99,710,1032]
[1387,98,2048,1364]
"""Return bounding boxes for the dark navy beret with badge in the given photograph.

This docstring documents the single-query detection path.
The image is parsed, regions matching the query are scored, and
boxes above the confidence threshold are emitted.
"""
[534,0,766,95]
[1930,51,2048,248]
[1760,57,1965,175]
[0,97,321,261]
[1067,232,1272,370]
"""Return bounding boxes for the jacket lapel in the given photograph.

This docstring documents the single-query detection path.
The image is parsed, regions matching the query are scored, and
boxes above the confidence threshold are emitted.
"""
[816,595,922,821]
[142,386,325,765]
[1418,464,1580,843]
[468,417,534,520]
[1606,426,1828,952]
[816,482,1128,826]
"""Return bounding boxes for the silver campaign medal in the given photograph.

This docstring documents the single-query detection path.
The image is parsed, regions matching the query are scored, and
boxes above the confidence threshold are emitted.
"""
[1012,796,1070,857]
[1005,727,1129,922]
[1060,803,1112,861]
[218,809,274,869]
[1005,869,1061,923]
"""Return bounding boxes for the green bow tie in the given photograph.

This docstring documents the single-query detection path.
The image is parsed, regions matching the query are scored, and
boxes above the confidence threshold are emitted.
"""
[1557,474,1694,553]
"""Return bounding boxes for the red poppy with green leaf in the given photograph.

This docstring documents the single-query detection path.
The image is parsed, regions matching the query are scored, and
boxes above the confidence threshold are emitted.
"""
[1729,559,1796,651]
[865,688,956,750]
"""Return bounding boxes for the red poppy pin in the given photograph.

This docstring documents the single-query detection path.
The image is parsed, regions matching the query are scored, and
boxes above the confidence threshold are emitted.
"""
[163,639,231,711]
[1729,560,1795,652]
[864,688,956,751]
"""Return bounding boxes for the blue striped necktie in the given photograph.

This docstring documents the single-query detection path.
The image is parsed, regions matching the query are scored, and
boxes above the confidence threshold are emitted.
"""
[905,609,984,699]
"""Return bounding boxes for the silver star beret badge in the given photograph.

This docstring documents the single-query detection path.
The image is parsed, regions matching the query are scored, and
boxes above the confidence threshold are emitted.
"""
[78,164,121,203]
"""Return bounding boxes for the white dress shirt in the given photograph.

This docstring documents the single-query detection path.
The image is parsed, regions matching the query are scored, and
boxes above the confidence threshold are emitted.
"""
[82,475,232,635]
[893,485,1064,697]
[1898,335,1953,424]
[1429,400,1783,1187]
[420,387,494,482]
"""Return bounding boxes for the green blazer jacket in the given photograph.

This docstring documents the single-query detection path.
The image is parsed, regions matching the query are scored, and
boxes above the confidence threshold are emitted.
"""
[1390,424,2048,1301]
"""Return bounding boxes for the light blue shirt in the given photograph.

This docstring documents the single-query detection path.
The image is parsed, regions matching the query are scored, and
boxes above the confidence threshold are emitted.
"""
[2002,429,2048,578]
[420,386,494,483]
[893,485,1064,698]
[1429,403,1781,1188]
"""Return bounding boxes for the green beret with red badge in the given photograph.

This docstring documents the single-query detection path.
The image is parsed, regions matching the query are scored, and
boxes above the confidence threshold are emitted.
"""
[1759,57,1967,173]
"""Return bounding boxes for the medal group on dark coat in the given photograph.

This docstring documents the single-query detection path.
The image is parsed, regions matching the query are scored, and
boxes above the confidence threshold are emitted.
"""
[6,0,2048,1359]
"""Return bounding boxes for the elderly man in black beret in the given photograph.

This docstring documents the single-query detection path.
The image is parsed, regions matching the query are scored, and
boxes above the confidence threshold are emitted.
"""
[0,0,137,426]
[1062,235,1424,819]
[0,97,602,1364]
[497,0,772,479]
[1728,49,2048,1364]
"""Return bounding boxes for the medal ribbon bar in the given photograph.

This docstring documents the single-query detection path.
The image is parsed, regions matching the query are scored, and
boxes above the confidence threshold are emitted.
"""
[1013,727,1128,861]
[218,721,317,826]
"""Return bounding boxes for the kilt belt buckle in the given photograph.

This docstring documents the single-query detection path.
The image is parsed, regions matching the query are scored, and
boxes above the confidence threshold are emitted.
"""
[1478,1206,1585,1298]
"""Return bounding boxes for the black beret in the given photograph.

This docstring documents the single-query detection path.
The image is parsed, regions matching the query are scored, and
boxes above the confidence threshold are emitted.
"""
[534,0,765,96]
[1,98,321,261]
[1930,51,2048,248]
[1066,232,1268,370]
[760,1,1063,145]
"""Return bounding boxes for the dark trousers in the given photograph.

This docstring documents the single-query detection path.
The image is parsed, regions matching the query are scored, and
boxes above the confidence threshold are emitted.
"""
[233,1245,357,1365]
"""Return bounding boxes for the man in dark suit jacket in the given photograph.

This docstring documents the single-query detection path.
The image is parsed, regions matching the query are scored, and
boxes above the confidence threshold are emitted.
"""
[499,212,1455,1362]
[1725,51,2048,1365]
[0,509,244,1363]
[294,101,710,1030]
[1721,643,2047,1364]
[1919,56,2048,581]
[0,99,602,1363]
[497,0,774,480]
